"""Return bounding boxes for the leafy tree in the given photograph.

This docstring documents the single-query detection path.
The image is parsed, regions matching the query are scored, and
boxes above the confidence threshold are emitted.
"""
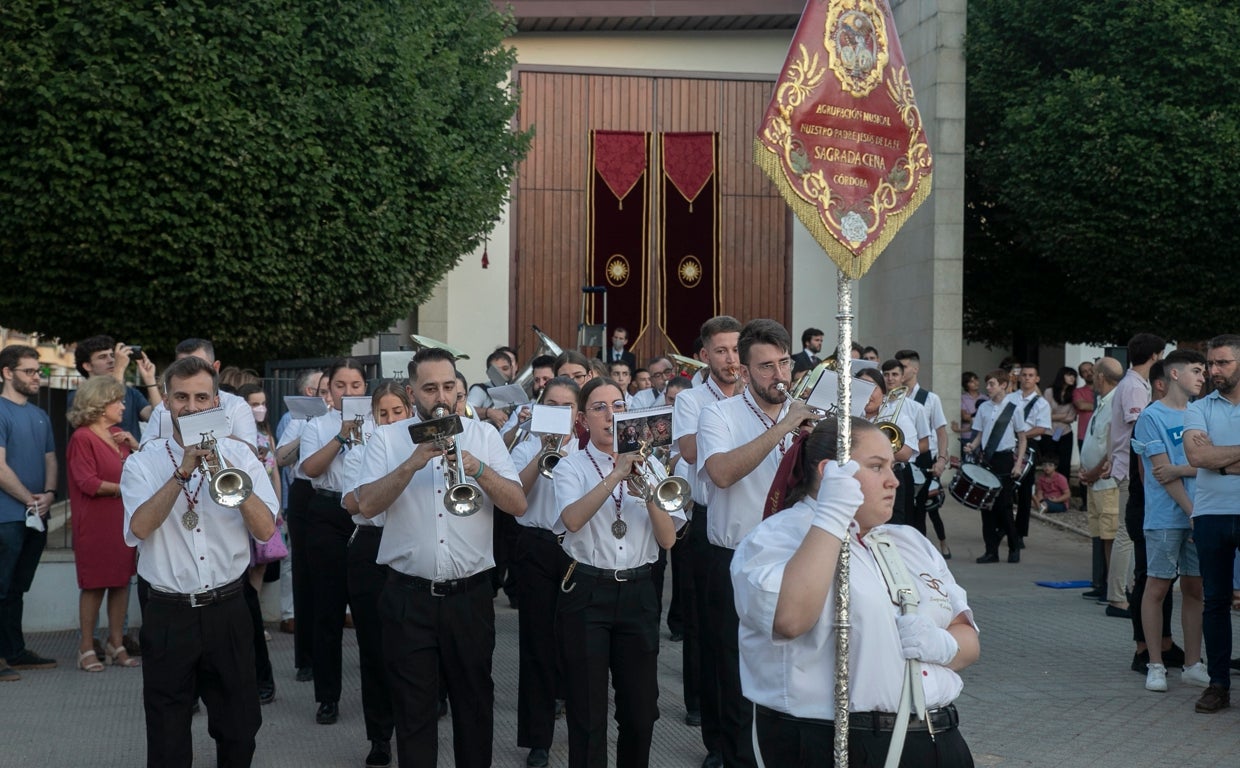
[0,0,529,365]
[965,0,1240,348]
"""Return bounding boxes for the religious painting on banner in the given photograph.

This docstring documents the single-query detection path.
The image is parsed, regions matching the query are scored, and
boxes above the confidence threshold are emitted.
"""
[660,132,720,355]
[754,0,933,279]
[587,130,650,350]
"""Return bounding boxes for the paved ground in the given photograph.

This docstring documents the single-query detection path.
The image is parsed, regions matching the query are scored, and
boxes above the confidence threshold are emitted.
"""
[6,498,1240,767]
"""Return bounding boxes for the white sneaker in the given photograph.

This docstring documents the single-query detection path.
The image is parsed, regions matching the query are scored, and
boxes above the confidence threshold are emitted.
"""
[1182,661,1210,687]
[1145,663,1168,692]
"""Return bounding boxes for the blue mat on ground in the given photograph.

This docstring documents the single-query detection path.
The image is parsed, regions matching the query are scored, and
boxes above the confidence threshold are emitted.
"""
[1035,580,1092,589]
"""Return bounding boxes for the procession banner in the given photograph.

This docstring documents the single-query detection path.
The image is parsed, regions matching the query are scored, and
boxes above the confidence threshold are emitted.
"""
[587,130,650,348]
[659,132,720,355]
[754,0,933,279]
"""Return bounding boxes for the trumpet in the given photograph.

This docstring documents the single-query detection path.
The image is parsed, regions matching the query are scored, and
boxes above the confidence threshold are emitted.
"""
[872,386,908,453]
[629,442,691,513]
[429,406,483,517]
[409,334,470,361]
[536,434,566,479]
[669,353,707,378]
[197,431,253,508]
[349,414,367,447]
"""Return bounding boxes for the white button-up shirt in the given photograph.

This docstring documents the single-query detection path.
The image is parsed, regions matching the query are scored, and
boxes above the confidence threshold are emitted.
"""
[909,385,948,458]
[973,394,1030,455]
[122,437,278,594]
[553,443,686,569]
[141,391,258,450]
[672,379,732,512]
[301,410,373,493]
[731,505,975,717]
[358,414,518,581]
[511,433,575,533]
[698,389,791,549]
[341,443,384,527]
[277,418,313,481]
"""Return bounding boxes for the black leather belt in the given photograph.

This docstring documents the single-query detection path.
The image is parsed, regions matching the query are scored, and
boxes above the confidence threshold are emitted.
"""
[571,562,651,582]
[387,569,489,597]
[757,703,958,733]
[520,526,561,544]
[313,489,343,501]
[352,525,383,537]
[147,577,245,609]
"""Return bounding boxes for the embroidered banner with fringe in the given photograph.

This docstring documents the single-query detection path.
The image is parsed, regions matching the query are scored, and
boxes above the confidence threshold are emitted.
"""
[659,132,720,355]
[587,130,650,349]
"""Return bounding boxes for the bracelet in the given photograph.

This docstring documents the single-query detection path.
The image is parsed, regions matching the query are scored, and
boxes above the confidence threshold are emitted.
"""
[43,489,57,500]
[143,382,159,390]
[472,461,486,480]
[335,434,349,449]
[173,469,190,486]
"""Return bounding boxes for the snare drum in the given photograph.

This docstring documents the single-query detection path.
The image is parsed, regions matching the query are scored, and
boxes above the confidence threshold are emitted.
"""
[948,464,1002,511]
[911,465,927,497]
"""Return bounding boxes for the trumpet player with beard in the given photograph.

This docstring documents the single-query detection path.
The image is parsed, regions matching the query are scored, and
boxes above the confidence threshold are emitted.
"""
[297,358,369,726]
[355,347,525,768]
[669,314,742,764]
[697,318,818,768]
[509,375,580,768]
[338,381,410,768]
[554,376,686,768]
[121,356,277,768]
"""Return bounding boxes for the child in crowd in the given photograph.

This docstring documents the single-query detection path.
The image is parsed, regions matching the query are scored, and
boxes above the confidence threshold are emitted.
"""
[1034,455,1071,513]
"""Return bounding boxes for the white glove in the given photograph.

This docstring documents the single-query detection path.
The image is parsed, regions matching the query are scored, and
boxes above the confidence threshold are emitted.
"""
[809,460,864,541]
[896,613,958,666]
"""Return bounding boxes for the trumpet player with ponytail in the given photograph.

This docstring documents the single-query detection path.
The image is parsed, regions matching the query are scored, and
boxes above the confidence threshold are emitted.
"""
[297,357,368,726]
[509,375,580,767]
[121,355,277,768]
[355,347,525,768]
[554,377,687,768]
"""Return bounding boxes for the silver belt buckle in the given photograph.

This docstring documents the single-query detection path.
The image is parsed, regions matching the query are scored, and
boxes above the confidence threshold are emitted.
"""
[431,580,447,597]
[188,591,203,608]
[613,569,629,583]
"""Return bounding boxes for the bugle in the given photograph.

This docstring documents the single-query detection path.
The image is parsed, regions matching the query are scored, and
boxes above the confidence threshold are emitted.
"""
[629,443,691,513]
[872,386,908,453]
[668,353,707,378]
[512,325,564,398]
[536,434,566,479]
[197,431,253,508]
[427,407,483,517]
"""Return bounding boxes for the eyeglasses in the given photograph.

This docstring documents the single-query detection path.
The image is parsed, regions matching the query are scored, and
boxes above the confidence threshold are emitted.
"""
[1207,360,1237,369]
[649,368,672,378]
[585,401,628,415]
[12,367,43,377]
[566,371,590,383]
[751,358,793,376]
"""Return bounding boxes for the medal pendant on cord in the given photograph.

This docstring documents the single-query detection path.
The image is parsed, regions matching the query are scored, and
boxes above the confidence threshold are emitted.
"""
[611,518,628,539]
[181,507,199,531]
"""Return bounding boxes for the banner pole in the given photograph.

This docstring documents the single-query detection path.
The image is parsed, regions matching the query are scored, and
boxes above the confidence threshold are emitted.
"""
[833,268,854,763]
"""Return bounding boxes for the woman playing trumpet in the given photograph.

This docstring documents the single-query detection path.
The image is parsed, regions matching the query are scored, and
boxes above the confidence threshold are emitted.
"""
[554,378,688,768]
[297,358,368,726]
[510,376,580,767]
[731,417,979,767]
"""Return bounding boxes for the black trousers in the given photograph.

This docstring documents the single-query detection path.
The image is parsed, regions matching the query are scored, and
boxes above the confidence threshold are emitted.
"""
[306,492,353,704]
[514,527,569,749]
[689,505,722,756]
[706,544,756,768]
[286,478,314,669]
[0,521,45,659]
[140,586,261,768]
[346,526,393,743]
[674,518,700,713]
[492,507,520,603]
[381,570,495,768]
[979,452,1018,553]
[668,528,690,636]
[242,580,273,691]
[558,566,661,768]
[754,705,974,768]
[1015,468,1034,539]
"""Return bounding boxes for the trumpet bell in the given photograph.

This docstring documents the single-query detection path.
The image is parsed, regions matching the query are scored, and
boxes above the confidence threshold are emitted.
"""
[210,468,253,508]
[876,421,905,453]
[538,451,561,479]
[649,476,691,513]
[444,483,483,517]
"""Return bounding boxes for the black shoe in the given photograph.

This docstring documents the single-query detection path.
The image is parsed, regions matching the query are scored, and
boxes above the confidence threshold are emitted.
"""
[526,747,550,767]
[975,552,1000,564]
[1164,643,1186,669]
[6,649,56,670]
[1007,549,1020,563]
[438,698,449,719]
[554,699,566,719]
[1105,605,1131,619]
[701,753,724,768]
[258,683,276,705]
[296,666,314,682]
[1229,657,1240,672]
[191,701,201,715]
[685,710,702,726]
[670,631,684,642]
[1132,649,1151,673]
[316,702,339,725]
[365,740,392,768]
[1012,536,1025,550]
[1082,588,1104,599]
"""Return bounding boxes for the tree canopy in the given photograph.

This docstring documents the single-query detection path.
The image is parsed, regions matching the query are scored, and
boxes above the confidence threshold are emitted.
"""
[965,0,1240,347]
[0,0,529,365]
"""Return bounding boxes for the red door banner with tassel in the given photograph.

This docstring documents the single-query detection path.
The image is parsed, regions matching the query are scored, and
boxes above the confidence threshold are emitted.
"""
[659,132,720,355]
[587,130,650,349]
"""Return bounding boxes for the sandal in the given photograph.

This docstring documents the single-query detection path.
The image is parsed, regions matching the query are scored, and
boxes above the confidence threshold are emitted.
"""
[105,641,140,668]
[77,649,105,673]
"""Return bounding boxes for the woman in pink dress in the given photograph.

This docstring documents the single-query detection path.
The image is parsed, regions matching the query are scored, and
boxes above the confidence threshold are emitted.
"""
[66,376,139,672]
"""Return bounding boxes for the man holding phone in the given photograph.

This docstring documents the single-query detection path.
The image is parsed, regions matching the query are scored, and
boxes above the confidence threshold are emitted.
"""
[72,335,161,438]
